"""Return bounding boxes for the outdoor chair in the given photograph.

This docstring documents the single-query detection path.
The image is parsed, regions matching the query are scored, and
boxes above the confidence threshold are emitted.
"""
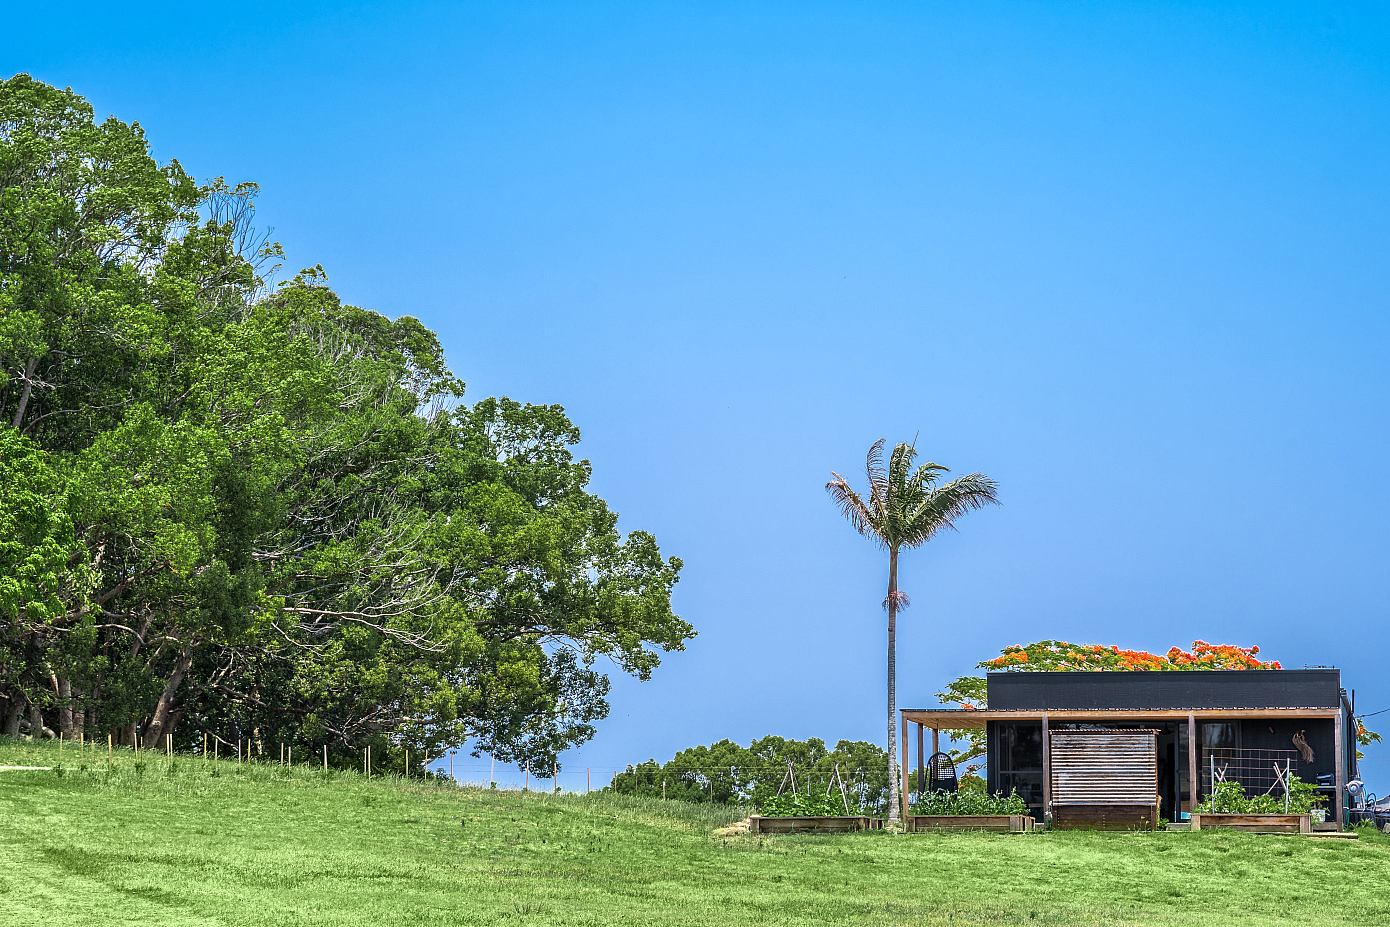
[927,752,958,793]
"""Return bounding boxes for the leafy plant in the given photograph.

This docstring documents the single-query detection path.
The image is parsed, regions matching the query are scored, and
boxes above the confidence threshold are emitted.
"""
[1206,778,1325,815]
[758,791,851,817]
[909,788,1028,816]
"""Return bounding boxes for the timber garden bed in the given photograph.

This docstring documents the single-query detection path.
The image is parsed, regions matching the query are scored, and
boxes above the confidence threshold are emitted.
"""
[908,814,1035,833]
[747,815,883,834]
[1190,813,1313,834]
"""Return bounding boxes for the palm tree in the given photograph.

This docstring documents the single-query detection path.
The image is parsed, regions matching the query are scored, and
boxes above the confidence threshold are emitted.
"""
[826,439,998,823]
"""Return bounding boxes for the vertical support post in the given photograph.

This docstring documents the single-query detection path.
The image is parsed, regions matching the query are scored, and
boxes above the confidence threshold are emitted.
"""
[108,733,113,762]
[1187,713,1198,813]
[449,751,455,783]
[932,727,940,758]
[916,722,926,793]
[489,756,496,787]
[899,713,910,823]
[1334,709,1346,829]
[323,745,328,771]
[1040,713,1051,825]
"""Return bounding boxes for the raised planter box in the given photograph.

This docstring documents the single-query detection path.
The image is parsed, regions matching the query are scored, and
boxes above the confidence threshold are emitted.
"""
[1051,803,1158,831]
[1189,813,1312,834]
[908,814,1035,833]
[748,815,882,834]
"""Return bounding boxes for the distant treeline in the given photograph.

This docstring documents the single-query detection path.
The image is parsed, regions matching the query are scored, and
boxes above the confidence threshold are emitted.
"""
[608,737,897,812]
[0,75,690,771]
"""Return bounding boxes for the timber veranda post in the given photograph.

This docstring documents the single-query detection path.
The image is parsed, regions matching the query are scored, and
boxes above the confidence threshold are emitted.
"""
[917,722,926,793]
[1334,710,1346,828]
[1186,713,1198,813]
[1041,713,1051,826]
[899,713,910,823]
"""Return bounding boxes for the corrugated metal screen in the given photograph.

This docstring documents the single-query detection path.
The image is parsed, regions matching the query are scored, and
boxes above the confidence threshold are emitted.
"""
[1050,730,1158,806]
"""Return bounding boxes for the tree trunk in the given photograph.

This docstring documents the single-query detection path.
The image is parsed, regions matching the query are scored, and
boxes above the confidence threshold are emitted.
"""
[10,356,38,430]
[3,695,23,736]
[28,702,52,739]
[143,648,194,745]
[55,675,74,737]
[886,546,900,823]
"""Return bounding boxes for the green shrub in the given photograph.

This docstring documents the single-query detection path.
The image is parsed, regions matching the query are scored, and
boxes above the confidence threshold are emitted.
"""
[757,791,852,817]
[1205,778,1324,815]
[910,789,1028,816]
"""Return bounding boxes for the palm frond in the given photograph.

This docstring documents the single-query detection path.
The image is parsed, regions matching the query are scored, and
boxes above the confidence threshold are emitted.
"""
[900,473,1000,548]
[826,472,884,545]
[864,438,888,510]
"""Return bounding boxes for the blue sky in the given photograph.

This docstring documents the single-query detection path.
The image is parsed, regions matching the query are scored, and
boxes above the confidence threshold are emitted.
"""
[11,1,1390,788]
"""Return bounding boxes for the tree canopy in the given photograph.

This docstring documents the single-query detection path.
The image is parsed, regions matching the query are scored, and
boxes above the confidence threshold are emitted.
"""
[608,736,892,813]
[0,74,692,772]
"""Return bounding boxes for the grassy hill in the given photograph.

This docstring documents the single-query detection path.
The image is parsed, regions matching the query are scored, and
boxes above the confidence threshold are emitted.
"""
[3,738,1388,927]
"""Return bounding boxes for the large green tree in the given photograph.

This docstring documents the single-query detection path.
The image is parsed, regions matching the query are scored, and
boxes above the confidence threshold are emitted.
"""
[0,74,691,772]
[826,439,997,822]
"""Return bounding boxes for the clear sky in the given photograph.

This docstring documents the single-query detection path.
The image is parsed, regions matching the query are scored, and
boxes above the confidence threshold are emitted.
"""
[10,1,1390,788]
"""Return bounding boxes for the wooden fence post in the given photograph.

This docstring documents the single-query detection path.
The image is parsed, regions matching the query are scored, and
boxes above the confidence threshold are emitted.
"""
[107,733,112,762]
[323,745,328,772]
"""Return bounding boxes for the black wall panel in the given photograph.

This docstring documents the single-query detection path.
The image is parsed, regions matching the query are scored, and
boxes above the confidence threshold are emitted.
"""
[987,669,1340,710]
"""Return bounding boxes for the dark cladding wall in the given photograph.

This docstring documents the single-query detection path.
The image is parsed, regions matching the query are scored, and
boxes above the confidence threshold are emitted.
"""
[987,669,1341,710]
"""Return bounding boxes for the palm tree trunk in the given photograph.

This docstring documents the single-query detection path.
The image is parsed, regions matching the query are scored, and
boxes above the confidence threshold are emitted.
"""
[886,546,900,823]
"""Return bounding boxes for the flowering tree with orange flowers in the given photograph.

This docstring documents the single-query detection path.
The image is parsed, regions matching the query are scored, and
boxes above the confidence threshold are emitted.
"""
[934,639,1376,774]
[982,640,1280,673]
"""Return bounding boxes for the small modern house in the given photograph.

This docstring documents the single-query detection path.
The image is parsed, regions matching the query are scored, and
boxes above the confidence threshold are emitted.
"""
[901,669,1357,828]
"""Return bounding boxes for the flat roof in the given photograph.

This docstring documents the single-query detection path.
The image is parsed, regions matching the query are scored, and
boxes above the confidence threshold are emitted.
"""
[900,706,1340,730]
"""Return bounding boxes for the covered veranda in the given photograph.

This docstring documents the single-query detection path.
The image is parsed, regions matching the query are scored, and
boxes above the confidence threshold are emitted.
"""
[899,706,1346,825]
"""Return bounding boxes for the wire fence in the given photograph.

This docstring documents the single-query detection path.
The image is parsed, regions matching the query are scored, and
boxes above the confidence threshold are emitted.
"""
[35,730,903,801]
[1203,747,1302,798]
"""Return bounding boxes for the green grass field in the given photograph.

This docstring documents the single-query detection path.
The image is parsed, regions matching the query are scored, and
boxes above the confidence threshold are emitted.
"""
[3,738,1388,926]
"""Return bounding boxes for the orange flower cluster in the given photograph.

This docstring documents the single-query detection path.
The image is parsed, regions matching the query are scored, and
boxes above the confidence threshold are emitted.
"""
[1165,641,1280,670]
[983,639,1280,673]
